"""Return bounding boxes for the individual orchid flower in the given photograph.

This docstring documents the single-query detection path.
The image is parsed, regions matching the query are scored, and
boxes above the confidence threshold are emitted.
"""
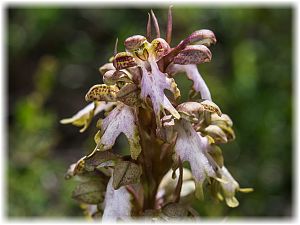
[213,166,253,208]
[60,101,116,132]
[95,103,141,160]
[62,7,252,221]
[173,119,217,199]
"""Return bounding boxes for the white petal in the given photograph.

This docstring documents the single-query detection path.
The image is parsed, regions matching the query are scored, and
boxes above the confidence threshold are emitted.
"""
[219,166,239,195]
[167,64,211,100]
[219,166,240,207]
[174,120,216,185]
[60,102,115,132]
[140,60,180,125]
[102,176,132,222]
[99,103,141,159]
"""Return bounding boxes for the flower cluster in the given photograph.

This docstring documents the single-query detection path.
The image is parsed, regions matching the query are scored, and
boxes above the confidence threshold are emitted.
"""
[62,7,252,221]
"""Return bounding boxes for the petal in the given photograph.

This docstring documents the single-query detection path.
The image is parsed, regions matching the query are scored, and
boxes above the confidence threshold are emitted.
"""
[176,101,222,124]
[99,63,115,76]
[173,45,212,65]
[207,145,224,168]
[211,113,233,127]
[140,59,180,126]
[97,103,141,160]
[103,70,132,85]
[200,100,222,116]
[174,120,216,195]
[85,84,119,102]
[150,38,170,60]
[60,102,115,132]
[102,176,132,222]
[157,29,215,72]
[176,101,204,123]
[187,29,217,46]
[166,64,212,100]
[204,125,228,143]
[219,166,240,208]
[124,35,147,51]
[113,52,137,70]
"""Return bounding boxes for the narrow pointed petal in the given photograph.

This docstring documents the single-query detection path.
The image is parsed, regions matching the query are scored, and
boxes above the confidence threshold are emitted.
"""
[166,5,173,44]
[146,13,152,41]
[114,38,118,56]
[173,45,212,65]
[151,10,160,38]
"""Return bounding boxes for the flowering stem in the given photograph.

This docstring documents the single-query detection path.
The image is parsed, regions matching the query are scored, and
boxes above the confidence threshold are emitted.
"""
[173,157,183,203]
[137,107,174,209]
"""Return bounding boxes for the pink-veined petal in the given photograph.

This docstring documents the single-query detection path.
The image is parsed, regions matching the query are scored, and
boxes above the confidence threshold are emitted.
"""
[174,120,216,191]
[102,176,132,222]
[97,103,141,160]
[140,59,180,126]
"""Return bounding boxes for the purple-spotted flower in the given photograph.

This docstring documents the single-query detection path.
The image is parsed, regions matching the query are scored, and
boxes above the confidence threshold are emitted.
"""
[62,7,252,221]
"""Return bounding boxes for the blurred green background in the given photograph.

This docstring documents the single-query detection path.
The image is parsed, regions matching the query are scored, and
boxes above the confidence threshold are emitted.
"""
[8,5,293,218]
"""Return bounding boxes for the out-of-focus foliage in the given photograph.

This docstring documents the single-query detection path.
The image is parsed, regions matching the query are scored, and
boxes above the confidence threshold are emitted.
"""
[8,6,292,217]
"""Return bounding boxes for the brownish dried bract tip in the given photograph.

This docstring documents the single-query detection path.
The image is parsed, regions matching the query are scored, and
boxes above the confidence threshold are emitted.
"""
[151,10,160,38]
[114,38,119,55]
[147,13,152,41]
[166,5,173,44]
[113,38,119,69]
